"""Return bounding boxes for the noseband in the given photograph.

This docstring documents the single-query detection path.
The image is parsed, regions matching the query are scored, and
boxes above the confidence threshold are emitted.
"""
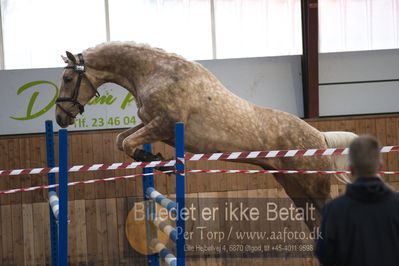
[56,53,100,119]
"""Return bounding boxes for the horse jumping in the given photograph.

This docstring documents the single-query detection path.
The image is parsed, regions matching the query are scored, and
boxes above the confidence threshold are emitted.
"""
[55,42,357,229]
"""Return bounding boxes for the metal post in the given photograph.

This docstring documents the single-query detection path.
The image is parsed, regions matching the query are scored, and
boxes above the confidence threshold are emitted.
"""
[175,123,185,266]
[210,0,217,59]
[45,121,58,266]
[143,144,160,266]
[104,0,111,42]
[58,130,68,266]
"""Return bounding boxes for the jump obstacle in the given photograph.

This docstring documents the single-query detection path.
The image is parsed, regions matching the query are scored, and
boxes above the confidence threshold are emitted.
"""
[44,121,70,266]
[139,122,186,266]
[1,122,399,264]
[44,120,186,266]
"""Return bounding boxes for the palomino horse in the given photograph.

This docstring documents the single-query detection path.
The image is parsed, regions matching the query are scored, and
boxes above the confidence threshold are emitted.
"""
[56,42,356,229]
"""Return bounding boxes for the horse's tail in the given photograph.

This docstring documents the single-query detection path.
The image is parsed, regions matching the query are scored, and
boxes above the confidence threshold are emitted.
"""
[322,131,358,184]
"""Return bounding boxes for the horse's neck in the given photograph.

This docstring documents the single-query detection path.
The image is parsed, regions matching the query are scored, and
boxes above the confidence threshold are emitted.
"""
[86,45,158,97]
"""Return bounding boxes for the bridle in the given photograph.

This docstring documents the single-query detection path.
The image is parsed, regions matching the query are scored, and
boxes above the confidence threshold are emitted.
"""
[56,53,100,119]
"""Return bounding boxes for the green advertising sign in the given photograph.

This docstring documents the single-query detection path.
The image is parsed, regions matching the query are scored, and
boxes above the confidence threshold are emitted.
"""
[0,68,139,135]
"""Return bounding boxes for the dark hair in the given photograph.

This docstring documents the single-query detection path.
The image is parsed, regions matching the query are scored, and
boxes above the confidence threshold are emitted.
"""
[349,135,381,176]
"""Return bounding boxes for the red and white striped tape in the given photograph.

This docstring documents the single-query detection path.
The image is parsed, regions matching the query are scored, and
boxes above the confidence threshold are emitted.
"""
[185,146,399,161]
[0,160,176,177]
[0,145,398,177]
[187,169,399,175]
[0,171,173,195]
[1,169,398,195]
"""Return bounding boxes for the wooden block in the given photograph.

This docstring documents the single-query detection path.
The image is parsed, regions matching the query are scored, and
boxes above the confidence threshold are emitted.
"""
[82,134,96,199]
[128,173,142,199]
[356,119,376,136]
[68,133,79,201]
[73,133,85,200]
[190,160,208,194]
[85,200,98,263]
[375,119,389,181]
[113,131,127,198]
[68,200,77,264]
[103,132,117,198]
[22,204,34,265]
[0,138,10,205]
[152,142,167,195]
[1,205,13,264]
[32,203,46,265]
[164,142,176,195]
[38,135,48,203]
[75,200,88,264]
[106,199,119,263]
[386,118,399,182]
[126,196,147,265]
[32,136,45,203]
[228,161,241,191]
[19,137,32,204]
[8,139,21,204]
[116,198,130,264]
[196,192,216,263]
[92,133,106,199]
[11,204,24,265]
[96,199,108,263]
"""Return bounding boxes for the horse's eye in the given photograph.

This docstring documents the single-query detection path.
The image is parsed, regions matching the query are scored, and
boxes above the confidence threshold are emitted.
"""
[63,76,73,83]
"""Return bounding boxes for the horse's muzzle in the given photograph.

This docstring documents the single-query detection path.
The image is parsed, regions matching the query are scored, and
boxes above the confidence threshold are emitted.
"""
[56,113,74,128]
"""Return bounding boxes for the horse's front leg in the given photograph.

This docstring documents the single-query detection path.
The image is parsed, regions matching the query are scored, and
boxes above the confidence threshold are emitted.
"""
[116,123,144,151]
[122,117,173,158]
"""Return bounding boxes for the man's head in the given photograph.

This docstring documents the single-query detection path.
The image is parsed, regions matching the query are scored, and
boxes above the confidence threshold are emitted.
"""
[349,135,382,177]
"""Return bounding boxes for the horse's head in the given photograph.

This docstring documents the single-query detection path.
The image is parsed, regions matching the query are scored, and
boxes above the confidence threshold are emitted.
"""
[56,51,101,128]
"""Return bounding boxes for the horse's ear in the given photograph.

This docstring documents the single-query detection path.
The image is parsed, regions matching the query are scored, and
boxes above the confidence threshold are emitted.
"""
[61,55,69,64]
[66,51,76,63]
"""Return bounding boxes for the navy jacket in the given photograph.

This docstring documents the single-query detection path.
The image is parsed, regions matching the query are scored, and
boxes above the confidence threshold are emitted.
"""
[315,177,399,266]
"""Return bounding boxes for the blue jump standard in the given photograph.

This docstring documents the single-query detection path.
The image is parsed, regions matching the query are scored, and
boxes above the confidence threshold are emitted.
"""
[45,120,59,266]
[58,129,69,266]
[142,122,186,266]
[142,143,160,266]
[175,123,186,266]
[45,121,186,266]
[46,120,68,266]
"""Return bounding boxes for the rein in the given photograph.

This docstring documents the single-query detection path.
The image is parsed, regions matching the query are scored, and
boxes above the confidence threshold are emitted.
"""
[56,53,100,119]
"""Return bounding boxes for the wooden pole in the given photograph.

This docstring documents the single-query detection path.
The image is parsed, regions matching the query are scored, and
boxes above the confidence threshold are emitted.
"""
[301,0,319,118]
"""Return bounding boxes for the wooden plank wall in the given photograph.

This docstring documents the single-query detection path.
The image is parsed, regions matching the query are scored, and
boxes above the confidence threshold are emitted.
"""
[0,114,398,265]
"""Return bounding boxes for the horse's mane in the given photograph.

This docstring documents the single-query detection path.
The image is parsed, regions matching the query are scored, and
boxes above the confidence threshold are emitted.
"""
[84,41,189,63]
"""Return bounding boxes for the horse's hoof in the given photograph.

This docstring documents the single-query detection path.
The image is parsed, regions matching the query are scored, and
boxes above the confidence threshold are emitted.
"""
[132,149,166,162]
[131,149,174,174]
[132,149,146,161]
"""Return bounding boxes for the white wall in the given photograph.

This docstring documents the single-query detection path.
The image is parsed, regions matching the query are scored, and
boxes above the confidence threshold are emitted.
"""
[319,49,399,116]
[199,56,304,117]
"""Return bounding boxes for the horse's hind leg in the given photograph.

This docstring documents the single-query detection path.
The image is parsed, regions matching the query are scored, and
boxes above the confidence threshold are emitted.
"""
[272,172,330,230]
[116,123,144,151]
[122,117,173,158]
